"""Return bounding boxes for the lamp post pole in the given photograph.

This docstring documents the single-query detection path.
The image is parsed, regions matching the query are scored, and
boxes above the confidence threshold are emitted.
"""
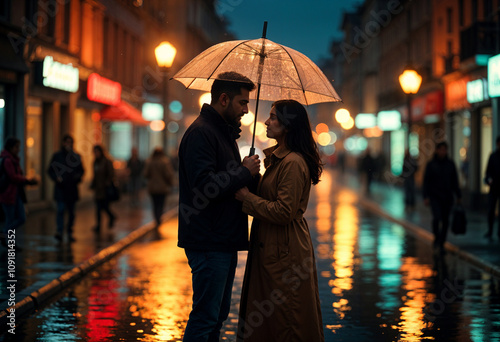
[162,70,169,154]
[407,93,412,149]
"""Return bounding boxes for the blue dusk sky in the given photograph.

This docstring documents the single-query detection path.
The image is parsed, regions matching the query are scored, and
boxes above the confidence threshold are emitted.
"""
[219,0,364,63]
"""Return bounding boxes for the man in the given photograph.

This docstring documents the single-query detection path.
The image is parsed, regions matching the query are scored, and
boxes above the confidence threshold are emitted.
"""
[485,136,500,239]
[178,72,259,342]
[48,134,84,242]
[423,141,461,250]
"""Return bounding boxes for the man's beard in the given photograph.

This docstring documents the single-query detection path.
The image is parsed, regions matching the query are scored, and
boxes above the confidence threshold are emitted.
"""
[222,104,241,129]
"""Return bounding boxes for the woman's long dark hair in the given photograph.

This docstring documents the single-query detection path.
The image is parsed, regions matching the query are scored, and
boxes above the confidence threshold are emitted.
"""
[272,99,323,185]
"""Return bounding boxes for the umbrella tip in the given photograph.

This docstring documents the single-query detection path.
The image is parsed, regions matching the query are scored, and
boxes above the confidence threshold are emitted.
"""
[262,21,268,39]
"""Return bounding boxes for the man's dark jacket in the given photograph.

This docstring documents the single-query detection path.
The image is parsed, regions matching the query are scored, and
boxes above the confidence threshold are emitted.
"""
[48,148,84,202]
[423,155,461,202]
[486,149,500,191]
[178,104,253,252]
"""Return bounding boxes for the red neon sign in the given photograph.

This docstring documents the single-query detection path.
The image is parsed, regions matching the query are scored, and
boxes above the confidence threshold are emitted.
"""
[87,73,121,105]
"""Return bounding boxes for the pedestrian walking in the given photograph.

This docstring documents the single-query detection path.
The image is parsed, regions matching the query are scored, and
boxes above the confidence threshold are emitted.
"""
[127,147,144,206]
[235,100,324,342]
[0,137,37,249]
[90,145,116,232]
[485,136,500,239]
[360,148,376,193]
[178,72,259,342]
[402,150,418,208]
[423,141,462,250]
[48,134,84,242]
[143,147,174,226]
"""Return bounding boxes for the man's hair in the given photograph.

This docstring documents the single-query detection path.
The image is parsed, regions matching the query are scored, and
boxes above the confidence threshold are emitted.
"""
[211,71,255,104]
[436,141,448,149]
[62,134,74,143]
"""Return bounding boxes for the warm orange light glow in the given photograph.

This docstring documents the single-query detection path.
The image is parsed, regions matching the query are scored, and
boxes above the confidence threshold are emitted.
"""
[241,111,255,126]
[363,126,383,138]
[318,132,332,146]
[316,123,329,134]
[399,69,422,94]
[150,120,165,132]
[341,116,355,130]
[249,121,266,136]
[199,92,211,108]
[335,108,350,124]
[26,137,35,148]
[155,41,177,68]
[91,112,101,122]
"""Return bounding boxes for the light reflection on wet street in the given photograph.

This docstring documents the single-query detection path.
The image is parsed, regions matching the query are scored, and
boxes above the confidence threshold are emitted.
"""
[4,169,500,341]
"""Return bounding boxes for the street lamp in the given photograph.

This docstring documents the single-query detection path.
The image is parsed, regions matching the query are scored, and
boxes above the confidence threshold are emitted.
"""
[399,67,422,148]
[155,41,176,153]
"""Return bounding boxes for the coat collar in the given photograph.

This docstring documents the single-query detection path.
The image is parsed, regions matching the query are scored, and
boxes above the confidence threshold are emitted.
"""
[200,103,242,140]
[263,144,292,168]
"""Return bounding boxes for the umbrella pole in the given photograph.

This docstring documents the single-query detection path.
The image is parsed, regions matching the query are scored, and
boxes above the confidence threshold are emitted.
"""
[249,82,262,156]
[249,21,268,157]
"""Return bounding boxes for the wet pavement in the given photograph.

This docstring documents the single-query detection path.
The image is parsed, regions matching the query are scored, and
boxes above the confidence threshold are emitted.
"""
[3,169,500,341]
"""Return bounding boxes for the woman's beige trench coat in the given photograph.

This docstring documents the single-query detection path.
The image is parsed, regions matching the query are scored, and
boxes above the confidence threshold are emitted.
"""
[237,145,324,342]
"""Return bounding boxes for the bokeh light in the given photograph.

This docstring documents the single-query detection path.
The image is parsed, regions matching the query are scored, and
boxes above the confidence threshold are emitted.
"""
[150,120,165,132]
[316,123,329,134]
[199,93,211,108]
[318,132,332,146]
[167,121,179,133]
[341,117,355,130]
[241,111,255,126]
[335,108,350,124]
[249,122,266,136]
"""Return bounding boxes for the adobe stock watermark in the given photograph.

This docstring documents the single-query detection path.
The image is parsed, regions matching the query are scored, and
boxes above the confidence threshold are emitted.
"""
[8,0,72,54]
[424,278,465,322]
[341,0,404,63]
[216,0,244,15]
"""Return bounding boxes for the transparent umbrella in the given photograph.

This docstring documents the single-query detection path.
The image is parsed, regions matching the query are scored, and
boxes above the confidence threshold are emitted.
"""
[172,22,342,155]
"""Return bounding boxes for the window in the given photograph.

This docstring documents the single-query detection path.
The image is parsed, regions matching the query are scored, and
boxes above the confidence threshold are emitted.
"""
[471,0,478,23]
[0,0,11,22]
[458,0,464,27]
[62,0,71,45]
[446,7,453,34]
[38,0,56,38]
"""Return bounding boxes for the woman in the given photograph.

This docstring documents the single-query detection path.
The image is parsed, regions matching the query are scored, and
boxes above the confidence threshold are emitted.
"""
[90,145,116,231]
[0,137,37,248]
[144,147,174,226]
[235,100,324,341]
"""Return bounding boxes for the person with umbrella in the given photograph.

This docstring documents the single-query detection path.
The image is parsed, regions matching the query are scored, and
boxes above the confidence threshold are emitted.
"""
[235,100,324,341]
[178,71,260,341]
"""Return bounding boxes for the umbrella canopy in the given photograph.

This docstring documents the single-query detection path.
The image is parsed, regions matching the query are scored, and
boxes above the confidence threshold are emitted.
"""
[172,38,341,106]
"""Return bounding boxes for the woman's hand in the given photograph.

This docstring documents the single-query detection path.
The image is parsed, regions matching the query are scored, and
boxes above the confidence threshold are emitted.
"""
[235,187,250,202]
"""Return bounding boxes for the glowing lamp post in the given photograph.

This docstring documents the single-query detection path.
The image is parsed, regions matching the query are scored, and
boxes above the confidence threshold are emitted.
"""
[399,68,422,147]
[155,41,177,153]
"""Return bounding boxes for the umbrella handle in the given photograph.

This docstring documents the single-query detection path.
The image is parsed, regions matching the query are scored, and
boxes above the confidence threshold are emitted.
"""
[249,147,255,156]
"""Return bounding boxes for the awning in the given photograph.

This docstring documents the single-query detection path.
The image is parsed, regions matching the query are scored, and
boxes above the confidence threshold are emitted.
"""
[0,34,30,74]
[100,100,150,126]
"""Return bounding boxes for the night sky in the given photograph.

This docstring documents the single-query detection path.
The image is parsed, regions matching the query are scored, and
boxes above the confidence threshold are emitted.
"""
[219,0,363,63]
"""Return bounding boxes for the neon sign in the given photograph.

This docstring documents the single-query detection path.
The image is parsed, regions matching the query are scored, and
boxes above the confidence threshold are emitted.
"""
[87,73,121,105]
[42,56,79,93]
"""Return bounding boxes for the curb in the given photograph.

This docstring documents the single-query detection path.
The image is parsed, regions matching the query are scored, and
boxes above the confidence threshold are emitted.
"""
[355,193,500,278]
[0,207,178,328]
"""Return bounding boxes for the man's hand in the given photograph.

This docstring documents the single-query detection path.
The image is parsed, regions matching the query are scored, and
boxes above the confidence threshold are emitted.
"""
[235,187,250,202]
[242,155,261,176]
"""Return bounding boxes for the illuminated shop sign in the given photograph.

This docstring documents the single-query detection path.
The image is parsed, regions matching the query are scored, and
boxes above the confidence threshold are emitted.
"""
[467,78,488,103]
[87,73,121,105]
[377,110,401,131]
[354,113,376,129]
[142,102,164,121]
[41,56,79,93]
[488,54,500,98]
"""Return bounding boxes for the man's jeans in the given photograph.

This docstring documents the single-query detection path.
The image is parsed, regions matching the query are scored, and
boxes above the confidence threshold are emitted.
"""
[183,249,237,342]
[56,201,76,236]
[2,195,26,235]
